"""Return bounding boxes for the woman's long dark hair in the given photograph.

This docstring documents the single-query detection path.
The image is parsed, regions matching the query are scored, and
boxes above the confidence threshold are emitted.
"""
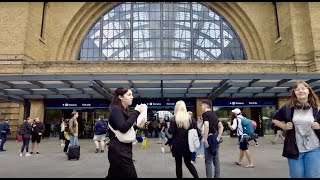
[109,86,131,119]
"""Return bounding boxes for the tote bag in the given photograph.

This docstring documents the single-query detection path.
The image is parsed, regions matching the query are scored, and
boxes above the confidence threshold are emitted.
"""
[108,124,136,143]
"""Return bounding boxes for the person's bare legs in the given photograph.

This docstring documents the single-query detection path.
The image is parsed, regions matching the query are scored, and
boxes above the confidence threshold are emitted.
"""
[236,150,245,164]
[31,143,35,153]
[94,141,100,149]
[36,143,39,153]
[100,140,105,151]
[244,150,254,166]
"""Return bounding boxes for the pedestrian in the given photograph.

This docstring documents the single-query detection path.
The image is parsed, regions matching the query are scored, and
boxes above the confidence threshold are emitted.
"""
[20,117,33,156]
[272,81,320,178]
[168,100,199,178]
[227,108,255,168]
[30,117,45,155]
[60,118,66,146]
[93,117,107,153]
[68,111,79,147]
[0,117,11,151]
[106,87,145,178]
[188,111,198,164]
[201,100,224,178]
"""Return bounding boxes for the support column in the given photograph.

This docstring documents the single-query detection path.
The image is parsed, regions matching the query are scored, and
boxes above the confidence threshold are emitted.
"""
[277,97,290,108]
[29,100,45,122]
[196,98,206,118]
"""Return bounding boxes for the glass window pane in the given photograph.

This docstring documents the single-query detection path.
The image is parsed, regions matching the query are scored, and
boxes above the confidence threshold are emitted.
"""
[78,2,246,60]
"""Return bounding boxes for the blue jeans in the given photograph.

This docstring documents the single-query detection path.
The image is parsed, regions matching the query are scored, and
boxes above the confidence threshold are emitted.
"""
[287,147,320,178]
[191,152,196,162]
[205,147,220,178]
[201,141,205,155]
[69,135,79,146]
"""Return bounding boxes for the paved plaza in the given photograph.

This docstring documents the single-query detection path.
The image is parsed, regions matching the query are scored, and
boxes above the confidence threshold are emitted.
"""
[0,135,289,178]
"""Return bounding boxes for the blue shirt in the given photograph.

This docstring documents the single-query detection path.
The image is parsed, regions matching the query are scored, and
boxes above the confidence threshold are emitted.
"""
[94,120,106,135]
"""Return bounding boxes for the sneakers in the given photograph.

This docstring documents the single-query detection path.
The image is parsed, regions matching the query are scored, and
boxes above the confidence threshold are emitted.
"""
[19,153,23,156]
[161,147,165,154]
[25,153,31,157]
[30,152,33,154]
[95,149,99,153]
[36,152,39,155]
[255,142,259,147]
[100,150,104,153]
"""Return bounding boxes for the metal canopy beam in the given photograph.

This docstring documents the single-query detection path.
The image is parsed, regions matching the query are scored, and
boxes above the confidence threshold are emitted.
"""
[89,81,113,101]
[29,81,60,95]
[94,80,112,93]
[0,73,317,100]
[208,80,232,101]
[61,80,86,94]
[0,94,24,104]
[161,80,164,98]
[0,81,15,88]
[185,80,195,98]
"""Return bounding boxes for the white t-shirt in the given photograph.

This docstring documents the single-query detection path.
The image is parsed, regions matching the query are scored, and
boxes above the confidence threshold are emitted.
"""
[231,115,244,136]
[61,122,65,132]
[293,108,320,152]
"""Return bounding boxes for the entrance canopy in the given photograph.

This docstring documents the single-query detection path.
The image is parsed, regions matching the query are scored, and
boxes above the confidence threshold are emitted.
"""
[0,73,319,104]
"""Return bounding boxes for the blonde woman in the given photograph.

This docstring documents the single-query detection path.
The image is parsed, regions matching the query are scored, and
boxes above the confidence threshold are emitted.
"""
[168,100,199,178]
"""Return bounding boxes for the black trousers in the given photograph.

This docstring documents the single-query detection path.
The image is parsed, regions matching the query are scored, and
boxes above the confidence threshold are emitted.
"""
[0,133,7,150]
[106,139,137,178]
[174,154,199,178]
[64,140,70,152]
[21,137,30,153]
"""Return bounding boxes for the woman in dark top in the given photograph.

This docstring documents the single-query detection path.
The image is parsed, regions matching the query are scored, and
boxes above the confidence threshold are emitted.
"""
[20,117,33,156]
[106,87,145,178]
[272,81,320,178]
[169,100,199,178]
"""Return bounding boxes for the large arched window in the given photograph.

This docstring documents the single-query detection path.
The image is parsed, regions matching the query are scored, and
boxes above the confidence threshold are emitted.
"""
[78,2,246,61]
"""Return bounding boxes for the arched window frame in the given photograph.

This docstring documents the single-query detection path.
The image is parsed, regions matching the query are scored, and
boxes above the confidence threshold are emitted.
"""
[77,2,247,61]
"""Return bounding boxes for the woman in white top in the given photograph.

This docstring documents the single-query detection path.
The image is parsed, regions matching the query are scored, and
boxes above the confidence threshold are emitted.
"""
[59,118,65,147]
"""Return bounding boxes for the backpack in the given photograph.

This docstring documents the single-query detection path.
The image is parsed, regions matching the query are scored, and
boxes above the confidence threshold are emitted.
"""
[188,128,200,152]
[18,124,26,135]
[240,117,255,136]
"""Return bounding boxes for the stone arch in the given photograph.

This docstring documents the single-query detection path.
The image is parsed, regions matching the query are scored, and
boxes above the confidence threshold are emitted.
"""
[56,2,266,61]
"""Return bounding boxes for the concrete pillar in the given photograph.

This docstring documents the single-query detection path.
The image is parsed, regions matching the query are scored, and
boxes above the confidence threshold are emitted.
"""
[196,98,206,118]
[277,97,290,109]
[29,100,45,122]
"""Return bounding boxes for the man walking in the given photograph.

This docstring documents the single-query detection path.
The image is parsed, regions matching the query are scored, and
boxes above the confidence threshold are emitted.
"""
[0,117,11,151]
[93,117,107,153]
[201,100,224,178]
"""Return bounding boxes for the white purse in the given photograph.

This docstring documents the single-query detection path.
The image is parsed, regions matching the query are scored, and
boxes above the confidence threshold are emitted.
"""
[108,124,136,143]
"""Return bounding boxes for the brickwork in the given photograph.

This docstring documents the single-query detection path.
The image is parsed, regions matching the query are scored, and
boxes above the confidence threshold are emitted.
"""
[0,2,319,137]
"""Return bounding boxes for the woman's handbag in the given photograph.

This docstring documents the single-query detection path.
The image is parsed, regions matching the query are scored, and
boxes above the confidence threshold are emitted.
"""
[108,124,136,143]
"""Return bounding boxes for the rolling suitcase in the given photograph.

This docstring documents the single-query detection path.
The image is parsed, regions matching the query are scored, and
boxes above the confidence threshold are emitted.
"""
[68,145,80,160]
